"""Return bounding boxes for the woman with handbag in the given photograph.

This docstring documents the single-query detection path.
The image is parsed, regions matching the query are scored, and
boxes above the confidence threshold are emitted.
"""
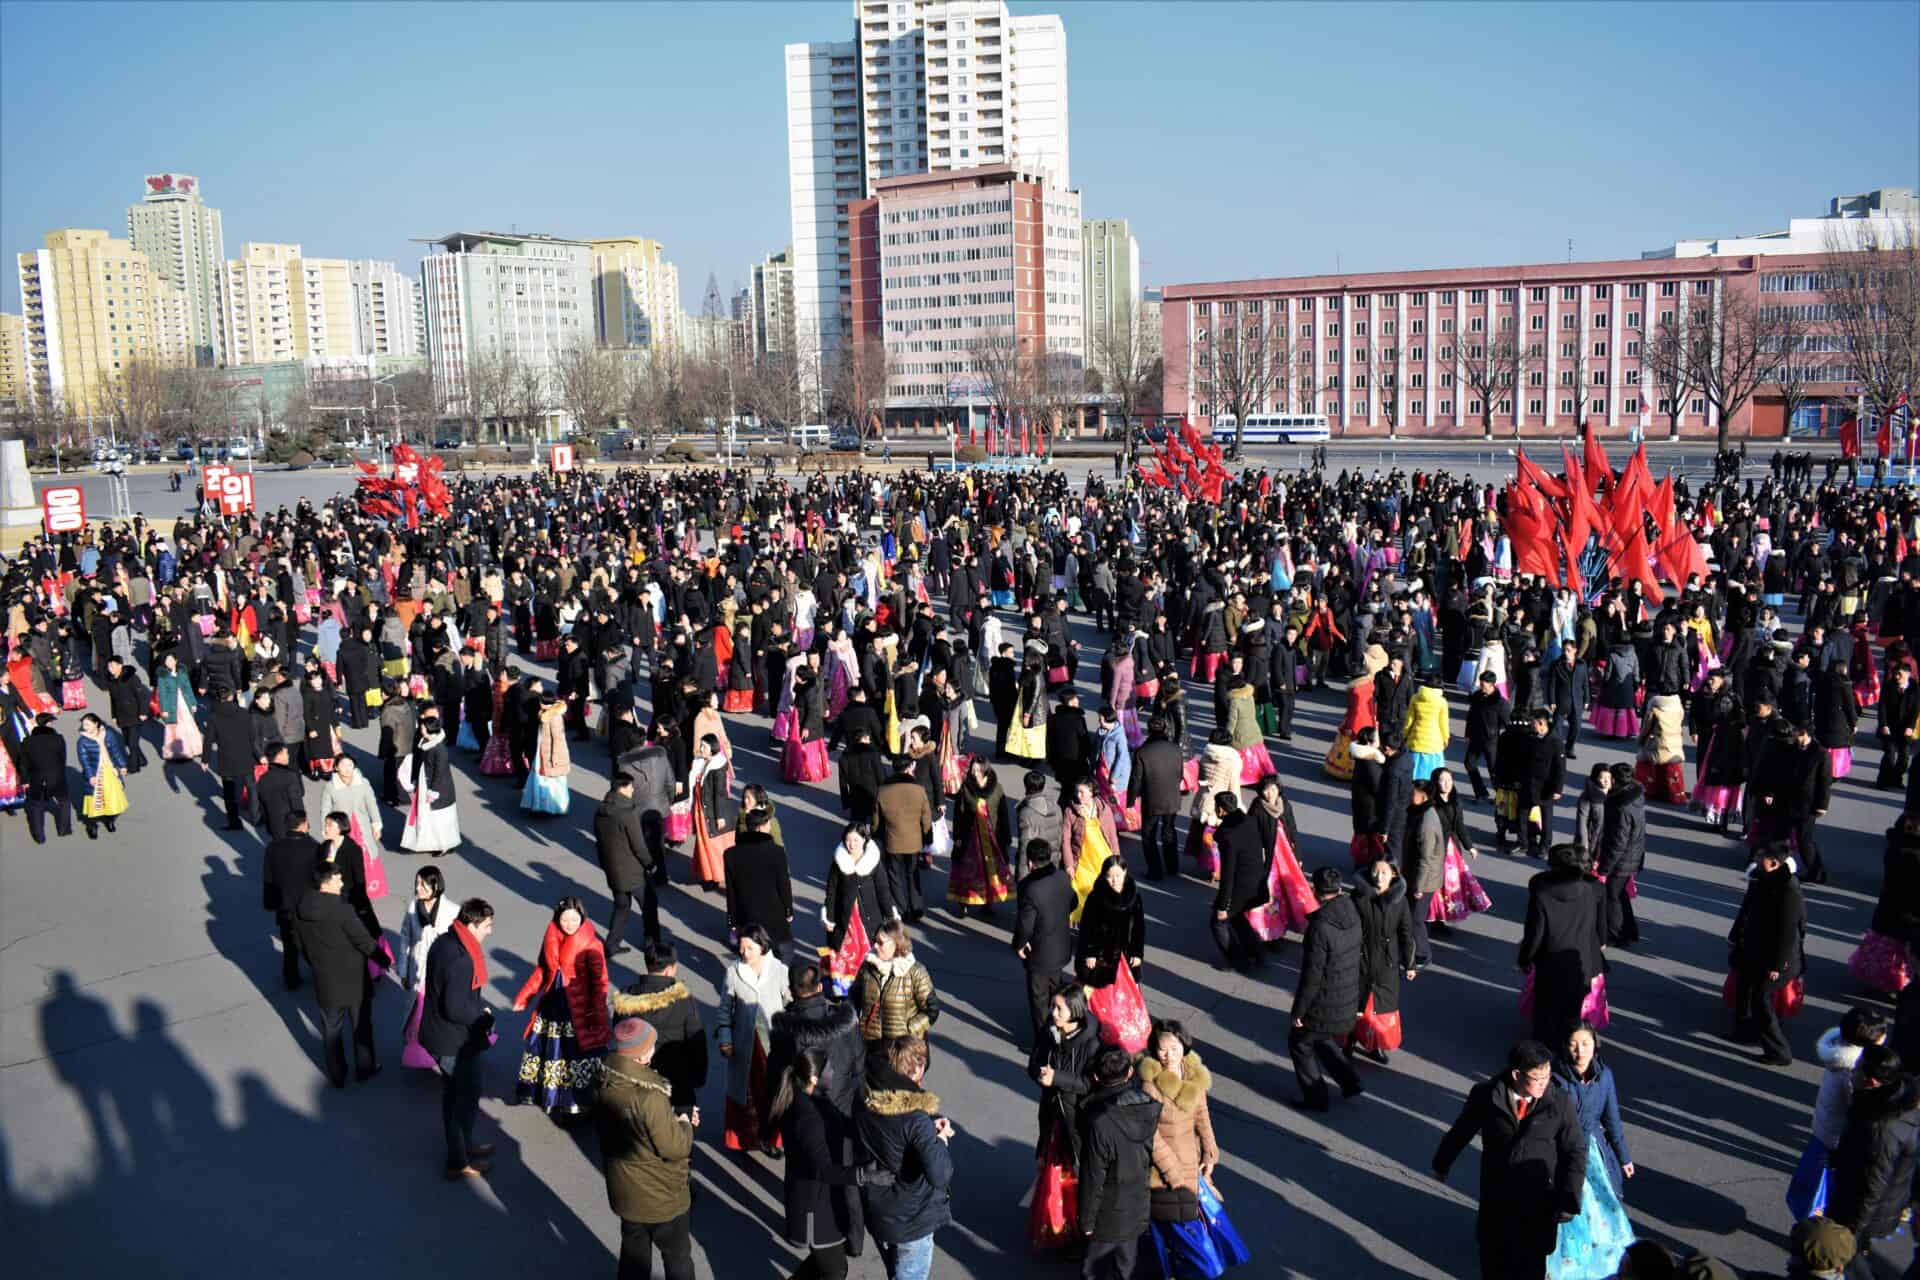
[300,668,340,779]
[1077,855,1149,1053]
[510,897,610,1119]
[1347,858,1416,1067]
[1727,841,1808,1067]
[396,864,458,1071]
[1026,982,1104,1251]
[853,920,939,1045]
[1138,1020,1249,1279]
[520,694,571,815]
[75,713,130,839]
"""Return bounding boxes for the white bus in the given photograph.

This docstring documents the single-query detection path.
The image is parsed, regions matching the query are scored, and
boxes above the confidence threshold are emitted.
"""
[1211,413,1330,445]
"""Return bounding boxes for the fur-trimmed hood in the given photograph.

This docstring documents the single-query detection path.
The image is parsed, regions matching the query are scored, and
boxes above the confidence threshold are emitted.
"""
[1818,1026,1864,1072]
[612,980,691,1017]
[835,836,882,877]
[1137,1051,1212,1111]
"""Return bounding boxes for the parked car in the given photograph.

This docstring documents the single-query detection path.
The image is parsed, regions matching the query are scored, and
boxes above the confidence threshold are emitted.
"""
[227,436,253,460]
[432,432,464,450]
[175,442,196,461]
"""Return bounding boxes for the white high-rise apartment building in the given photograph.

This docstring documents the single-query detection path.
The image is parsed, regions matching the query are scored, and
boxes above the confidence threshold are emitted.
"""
[786,0,1068,401]
[349,260,423,357]
[750,247,796,357]
[1082,217,1141,373]
[127,173,225,366]
[420,231,591,427]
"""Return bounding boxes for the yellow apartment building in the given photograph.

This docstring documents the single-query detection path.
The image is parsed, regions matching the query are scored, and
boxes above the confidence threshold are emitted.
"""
[16,229,189,421]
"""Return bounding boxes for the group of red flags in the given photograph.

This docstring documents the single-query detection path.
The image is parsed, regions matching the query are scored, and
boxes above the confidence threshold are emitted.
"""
[354,443,452,529]
[1506,424,1707,604]
[1136,419,1231,503]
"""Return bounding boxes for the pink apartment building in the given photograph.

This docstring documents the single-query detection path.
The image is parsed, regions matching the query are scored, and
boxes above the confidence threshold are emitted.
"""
[850,162,1083,423]
[1161,251,1857,439]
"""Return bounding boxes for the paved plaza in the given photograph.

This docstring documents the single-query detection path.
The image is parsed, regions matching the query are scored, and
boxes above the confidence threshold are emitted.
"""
[3,452,1910,1279]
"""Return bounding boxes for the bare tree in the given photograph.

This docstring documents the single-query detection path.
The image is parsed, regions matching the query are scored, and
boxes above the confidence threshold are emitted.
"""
[1450,332,1529,439]
[1353,337,1403,438]
[829,341,891,438]
[387,368,437,443]
[1093,300,1158,458]
[1557,340,1593,432]
[1034,349,1085,453]
[1762,305,1819,439]
[118,357,173,445]
[1639,308,1701,442]
[511,357,549,441]
[751,349,811,432]
[1202,307,1284,458]
[555,342,621,437]
[464,349,517,444]
[968,329,1032,449]
[1822,217,1920,437]
[1693,282,1785,449]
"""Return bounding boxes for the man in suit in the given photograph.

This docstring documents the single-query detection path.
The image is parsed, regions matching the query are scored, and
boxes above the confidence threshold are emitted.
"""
[294,862,382,1086]
[21,712,72,844]
[1011,839,1075,1047]
[1432,1039,1587,1280]
[875,755,933,923]
[421,898,498,1180]
[207,686,256,829]
[597,772,657,956]
[263,813,322,991]
[1127,717,1185,881]
[1045,689,1092,798]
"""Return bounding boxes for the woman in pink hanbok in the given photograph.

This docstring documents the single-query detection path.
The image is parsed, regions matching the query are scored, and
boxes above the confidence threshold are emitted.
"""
[1245,777,1318,942]
[1102,634,1141,749]
[1425,768,1493,928]
[823,621,859,720]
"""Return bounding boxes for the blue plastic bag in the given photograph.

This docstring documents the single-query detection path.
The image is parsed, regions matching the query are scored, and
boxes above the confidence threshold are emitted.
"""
[1785,1137,1830,1220]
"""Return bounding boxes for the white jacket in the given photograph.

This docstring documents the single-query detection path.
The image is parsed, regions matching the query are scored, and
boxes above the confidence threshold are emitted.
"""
[1811,1026,1864,1149]
[397,894,460,991]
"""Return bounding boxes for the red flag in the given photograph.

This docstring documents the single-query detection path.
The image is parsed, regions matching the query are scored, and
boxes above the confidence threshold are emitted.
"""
[1877,414,1892,459]
[1619,523,1663,603]
[1515,448,1568,501]
[1560,443,1586,497]
[1583,423,1612,490]
[1654,521,1709,588]
[1650,474,1676,535]
[1839,416,1858,459]
[1558,529,1584,598]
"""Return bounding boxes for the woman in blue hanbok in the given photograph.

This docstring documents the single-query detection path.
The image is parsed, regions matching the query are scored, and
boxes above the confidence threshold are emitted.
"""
[1548,1020,1635,1279]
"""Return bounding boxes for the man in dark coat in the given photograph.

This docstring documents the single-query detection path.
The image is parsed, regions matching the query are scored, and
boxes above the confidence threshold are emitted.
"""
[1463,671,1507,802]
[1290,866,1366,1110]
[20,712,72,843]
[988,642,1019,755]
[336,627,377,729]
[628,722,677,888]
[1753,720,1833,884]
[103,656,150,774]
[420,899,497,1178]
[837,725,886,824]
[726,807,795,947]
[1543,647,1587,761]
[263,814,321,990]
[614,942,708,1114]
[1127,719,1185,881]
[1515,710,1567,856]
[1728,842,1808,1066]
[1432,1039,1588,1280]
[1044,690,1093,798]
[1374,654,1413,751]
[293,861,382,1086]
[1824,1052,1920,1275]
[1011,840,1076,1047]
[1378,741,1417,864]
[198,633,244,700]
[856,1035,954,1277]
[597,772,658,954]
[1594,764,1645,947]
[830,684,884,754]
[207,687,256,829]
[1211,793,1271,972]
[767,961,865,1122]
[255,741,306,841]
[1075,1047,1163,1280]
[1516,844,1607,1044]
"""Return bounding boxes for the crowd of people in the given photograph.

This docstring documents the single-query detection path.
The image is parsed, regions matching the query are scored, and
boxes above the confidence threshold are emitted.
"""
[3,442,1918,1280]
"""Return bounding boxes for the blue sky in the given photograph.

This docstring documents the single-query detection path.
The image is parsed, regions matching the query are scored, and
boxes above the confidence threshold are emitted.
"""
[2,0,1916,315]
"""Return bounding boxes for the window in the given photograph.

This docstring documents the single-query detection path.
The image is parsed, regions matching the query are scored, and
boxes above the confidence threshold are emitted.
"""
[1659,282,1677,298]
[1440,317,1455,333]
[1244,299,1262,312]
[1560,342,1576,358]
[1411,346,1424,361]
[1625,311,1641,328]
[1561,314,1577,330]
[1325,295,1342,309]
[1528,370,1545,387]
[1624,398,1638,414]
[1593,313,1609,329]
[1409,372,1425,389]
[1693,281,1711,296]
[1560,286,1579,302]
[1691,397,1706,414]
[1354,400,1368,416]
[1499,288,1517,303]
[1299,297,1313,311]
[1219,300,1236,315]
[1300,324,1312,338]
[1469,399,1484,415]
[1561,370,1577,386]
[1529,398,1544,415]
[1530,314,1544,330]
[1380,294,1398,306]
[1410,399,1424,415]
[1468,290,1487,304]
[1410,292,1427,306]
[1626,283,1644,299]
[1498,398,1512,414]
[1439,372,1455,388]
[1383,321,1397,336]
[1529,287,1546,302]
[1439,290,1456,304]
[1593,285,1611,300]
[1195,302,1210,315]
[1439,399,1453,414]
[1624,369,1640,385]
[1659,309,1675,326]
[1592,399,1607,415]
[1354,322,1369,337]
[1498,315,1514,332]
[1591,369,1607,386]
[1351,294,1369,308]
[1561,398,1575,414]
[1410,318,1424,335]
[1327,323,1340,337]
[1470,317,1485,332]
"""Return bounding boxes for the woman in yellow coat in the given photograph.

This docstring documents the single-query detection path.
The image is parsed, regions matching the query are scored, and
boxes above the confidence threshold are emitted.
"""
[1403,677,1452,782]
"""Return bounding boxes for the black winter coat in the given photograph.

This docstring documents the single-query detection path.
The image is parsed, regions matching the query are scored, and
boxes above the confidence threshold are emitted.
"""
[1352,877,1415,1015]
[595,789,651,893]
[1871,824,1920,943]
[1029,1013,1105,1167]
[1433,1076,1588,1256]
[1012,862,1075,975]
[1128,737,1185,816]
[256,763,306,840]
[1075,1081,1162,1242]
[1729,862,1807,978]
[418,929,493,1058]
[1517,866,1607,993]
[293,890,378,1010]
[1293,893,1365,1034]
[1825,1077,1920,1240]
[825,837,897,951]
[777,1089,866,1252]
[1212,810,1271,915]
[1597,782,1647,879]
[725,831,794,945]
[262,832,321,914]
[838,742,886,822]
[769,993,867,1124]
[209,702,256,781]
[613,978,708,1108]
[1075,877,1145,988]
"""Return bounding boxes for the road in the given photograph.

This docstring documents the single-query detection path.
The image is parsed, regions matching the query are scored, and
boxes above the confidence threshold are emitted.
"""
[2,465,1909,1280]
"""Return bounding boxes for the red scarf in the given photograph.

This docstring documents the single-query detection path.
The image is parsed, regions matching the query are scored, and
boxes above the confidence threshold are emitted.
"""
[452,921,487,990]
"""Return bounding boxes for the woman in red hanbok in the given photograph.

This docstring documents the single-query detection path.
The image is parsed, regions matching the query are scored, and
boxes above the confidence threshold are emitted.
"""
[948,758,1014,912]
[822,825,895,997]
[1325,643,1388,780]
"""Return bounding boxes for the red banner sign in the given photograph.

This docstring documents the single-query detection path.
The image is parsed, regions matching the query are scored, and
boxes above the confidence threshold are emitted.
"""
[41,485,86,533]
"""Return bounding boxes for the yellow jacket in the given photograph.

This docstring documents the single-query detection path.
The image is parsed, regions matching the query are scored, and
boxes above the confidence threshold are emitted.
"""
[1403,687,1451,753]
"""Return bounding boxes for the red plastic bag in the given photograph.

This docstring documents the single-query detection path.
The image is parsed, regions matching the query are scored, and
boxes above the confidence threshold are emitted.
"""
[1180,757,1200,794]
[62,679,89,710]
[1722,970,1805,1019]
[665,799,693,843]
[1027,1126,1080,1251]
[1088,961,1151,1054]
